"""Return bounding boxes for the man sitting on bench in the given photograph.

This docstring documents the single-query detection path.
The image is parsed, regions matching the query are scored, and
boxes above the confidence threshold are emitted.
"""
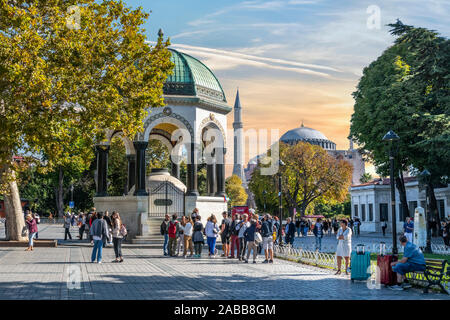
[390,235,426,291]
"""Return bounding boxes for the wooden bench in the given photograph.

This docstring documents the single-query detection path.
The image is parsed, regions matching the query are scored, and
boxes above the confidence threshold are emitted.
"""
[406,258,449,294]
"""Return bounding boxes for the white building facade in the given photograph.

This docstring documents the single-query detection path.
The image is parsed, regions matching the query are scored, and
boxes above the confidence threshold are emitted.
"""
[351,177,450,233]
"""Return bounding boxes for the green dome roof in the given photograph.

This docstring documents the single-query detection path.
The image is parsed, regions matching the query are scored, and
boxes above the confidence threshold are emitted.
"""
[164,49,227,102]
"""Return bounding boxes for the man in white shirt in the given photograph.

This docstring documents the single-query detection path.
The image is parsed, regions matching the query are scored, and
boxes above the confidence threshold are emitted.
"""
[237,214,250,261]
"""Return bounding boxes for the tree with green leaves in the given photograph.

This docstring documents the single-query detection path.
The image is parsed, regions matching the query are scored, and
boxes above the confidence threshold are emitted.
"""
[0,0,173,240]
[388,21,450,228]
[350,20,449,226]
[249,142,353,219]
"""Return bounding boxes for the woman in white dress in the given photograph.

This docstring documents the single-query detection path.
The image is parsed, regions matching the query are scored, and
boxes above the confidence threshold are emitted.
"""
[335,219,352,275]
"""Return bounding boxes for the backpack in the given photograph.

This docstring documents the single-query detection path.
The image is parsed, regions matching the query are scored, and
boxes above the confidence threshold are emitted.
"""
[160,221,166,235]
[120,224,127,237]
[168,220,178,237]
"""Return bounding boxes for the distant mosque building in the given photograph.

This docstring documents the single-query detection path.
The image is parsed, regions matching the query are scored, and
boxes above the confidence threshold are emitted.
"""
[278,123,365,185]
[232,89,247,186]
[244,123,366,208]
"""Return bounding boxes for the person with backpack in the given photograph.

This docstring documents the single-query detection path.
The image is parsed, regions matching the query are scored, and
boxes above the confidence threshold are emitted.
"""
[25,214,38,252]
[176,216,186,256]
[192,215,204,258]
[229,214,240,259]
[160,214,170,256]
[111,212,126,263]
[261,214,274,263]
[313,217,324,251]
[205,214,220,258]
[244,216,259,263]
[168,214,180,257]
[89,211,97,244]
[89,212,109,264]
[220,211,231,257]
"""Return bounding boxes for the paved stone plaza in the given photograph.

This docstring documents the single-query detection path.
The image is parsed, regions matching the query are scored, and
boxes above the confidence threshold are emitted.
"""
[0,224,449,300]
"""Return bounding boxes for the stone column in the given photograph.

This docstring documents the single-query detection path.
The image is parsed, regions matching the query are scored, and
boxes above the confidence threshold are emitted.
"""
[186,142,198,196]
[206,160,216,196]
[95,145,110,197]
[215,147,226,197]
[126,154,136,193]
[171,161,180,180]
[133,141,148,196]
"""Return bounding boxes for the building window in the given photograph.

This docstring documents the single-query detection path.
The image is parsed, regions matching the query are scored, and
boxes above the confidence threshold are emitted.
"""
[361,204,366,221]
[354,204,358,217]
[408,201,417,214]
[380,203,388,222]
[369,203,373,221]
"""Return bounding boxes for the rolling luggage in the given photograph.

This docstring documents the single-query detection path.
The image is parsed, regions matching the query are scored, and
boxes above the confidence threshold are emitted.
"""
[350,244,371,282]
[377,242,398,286]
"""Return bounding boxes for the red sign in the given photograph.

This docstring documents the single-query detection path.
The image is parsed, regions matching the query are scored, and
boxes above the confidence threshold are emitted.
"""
[231,206,249,217]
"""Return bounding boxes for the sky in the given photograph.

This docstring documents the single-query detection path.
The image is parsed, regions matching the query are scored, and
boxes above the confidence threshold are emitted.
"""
[125,0,449,176]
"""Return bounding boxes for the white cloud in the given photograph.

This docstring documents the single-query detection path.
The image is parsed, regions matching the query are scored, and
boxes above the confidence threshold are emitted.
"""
[171,43,341,73]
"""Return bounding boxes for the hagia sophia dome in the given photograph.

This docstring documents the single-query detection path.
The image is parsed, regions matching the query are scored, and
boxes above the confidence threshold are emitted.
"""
[280,123,336,151]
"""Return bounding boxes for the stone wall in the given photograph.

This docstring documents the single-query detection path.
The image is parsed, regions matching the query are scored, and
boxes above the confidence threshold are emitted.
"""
[93,196,148,241]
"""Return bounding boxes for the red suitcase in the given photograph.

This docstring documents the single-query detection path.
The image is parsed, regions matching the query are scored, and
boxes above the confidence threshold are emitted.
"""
[377,242,398,286]
[377,255,398,286]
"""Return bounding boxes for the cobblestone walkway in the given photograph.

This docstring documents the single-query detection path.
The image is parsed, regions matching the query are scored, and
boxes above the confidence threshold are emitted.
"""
[0,224,448,300]
[0,244,449,300]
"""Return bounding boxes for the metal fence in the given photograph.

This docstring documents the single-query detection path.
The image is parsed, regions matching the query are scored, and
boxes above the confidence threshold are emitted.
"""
[293,242,450,255]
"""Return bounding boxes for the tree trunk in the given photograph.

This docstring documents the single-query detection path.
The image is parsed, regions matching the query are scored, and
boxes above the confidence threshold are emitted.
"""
[3,169,27,241]
[55,166,64,217]
[428,182,440,237]
[395,172,409,219]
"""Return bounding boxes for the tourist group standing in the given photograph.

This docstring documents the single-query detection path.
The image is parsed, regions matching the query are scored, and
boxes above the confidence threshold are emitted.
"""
[161,209,278,264]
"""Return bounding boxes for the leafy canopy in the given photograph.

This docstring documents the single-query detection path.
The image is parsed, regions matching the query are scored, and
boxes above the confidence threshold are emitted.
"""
[0,0,173,190]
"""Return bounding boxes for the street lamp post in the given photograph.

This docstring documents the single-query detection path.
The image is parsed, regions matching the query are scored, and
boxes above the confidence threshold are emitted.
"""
[382,130,400,255]
[70,184,74,214]
[278,159,285,244]
[262,190,267,212]
[420,169,433,253]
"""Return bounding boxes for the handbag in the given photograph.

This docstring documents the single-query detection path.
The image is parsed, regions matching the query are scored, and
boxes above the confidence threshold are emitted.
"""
[22,226,29,237]
[255,232,262,244]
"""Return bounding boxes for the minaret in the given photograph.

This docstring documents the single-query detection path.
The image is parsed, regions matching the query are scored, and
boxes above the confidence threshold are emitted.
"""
[232,89,246,185]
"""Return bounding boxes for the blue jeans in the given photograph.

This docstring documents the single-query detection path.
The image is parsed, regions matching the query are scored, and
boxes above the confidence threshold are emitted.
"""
[207,236,217,255]
[163,234,169,255]
[315,236,322,251]
[91,239,103,262]
[393,262,425,275]
[296,227,301,237]
[28,232,36,246]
